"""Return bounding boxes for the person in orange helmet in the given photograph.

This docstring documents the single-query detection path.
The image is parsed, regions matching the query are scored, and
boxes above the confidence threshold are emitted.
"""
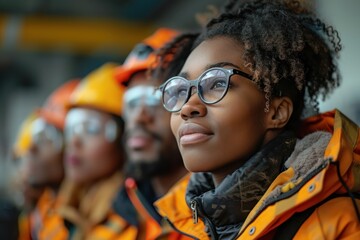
[39,63,134,240]
[13,80,79,240]
[113,28,193,239]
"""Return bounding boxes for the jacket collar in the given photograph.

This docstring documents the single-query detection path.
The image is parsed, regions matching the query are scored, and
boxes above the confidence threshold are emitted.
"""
[239,109,360,239]
[185,131,296,239]
[155,174,210,240]
[56,171,122,237]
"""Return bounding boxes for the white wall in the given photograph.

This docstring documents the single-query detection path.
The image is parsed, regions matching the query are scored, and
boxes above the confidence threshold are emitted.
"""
[317,0,360,123]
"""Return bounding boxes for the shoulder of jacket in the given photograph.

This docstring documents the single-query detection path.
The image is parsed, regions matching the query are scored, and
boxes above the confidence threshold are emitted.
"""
[294,196,360,240]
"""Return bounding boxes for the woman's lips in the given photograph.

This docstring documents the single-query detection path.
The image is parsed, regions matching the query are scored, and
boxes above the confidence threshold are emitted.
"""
[180,133,212,145]
[178,123,213,145]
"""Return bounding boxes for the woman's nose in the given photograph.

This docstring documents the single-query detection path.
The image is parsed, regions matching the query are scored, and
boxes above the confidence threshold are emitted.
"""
[180,88,207,120]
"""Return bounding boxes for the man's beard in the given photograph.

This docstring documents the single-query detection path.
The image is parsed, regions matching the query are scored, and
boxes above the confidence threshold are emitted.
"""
[124,156,172,181]
[123,126,183,181]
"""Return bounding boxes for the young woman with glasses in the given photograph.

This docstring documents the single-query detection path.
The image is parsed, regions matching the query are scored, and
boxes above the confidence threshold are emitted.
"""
[154,0,360,239]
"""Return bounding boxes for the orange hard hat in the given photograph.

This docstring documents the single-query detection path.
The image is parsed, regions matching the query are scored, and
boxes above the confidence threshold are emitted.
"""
[69,63,125,117]
[115,28,179,86]
[38,80,80,130]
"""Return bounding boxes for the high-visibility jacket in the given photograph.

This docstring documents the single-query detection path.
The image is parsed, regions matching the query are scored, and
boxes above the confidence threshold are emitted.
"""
[113,178,193,240]
[18,188,53,240]
[155,110,360,239]
[38,172,137,240]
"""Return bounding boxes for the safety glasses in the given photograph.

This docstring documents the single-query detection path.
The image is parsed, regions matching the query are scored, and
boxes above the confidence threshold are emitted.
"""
[32,118,63,152]
[65,109,118,143]
[123,85,163,118]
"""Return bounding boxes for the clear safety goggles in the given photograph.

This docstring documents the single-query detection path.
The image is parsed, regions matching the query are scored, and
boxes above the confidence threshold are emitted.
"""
[123,85,163,118]
[31,118,63,152]
[65,108,118,143]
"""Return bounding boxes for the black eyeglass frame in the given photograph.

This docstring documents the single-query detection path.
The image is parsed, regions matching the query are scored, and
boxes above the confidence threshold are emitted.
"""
[158,67,253,112]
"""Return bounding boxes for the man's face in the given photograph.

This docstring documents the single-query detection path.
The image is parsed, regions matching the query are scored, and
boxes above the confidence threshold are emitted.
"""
[122,71,181,179]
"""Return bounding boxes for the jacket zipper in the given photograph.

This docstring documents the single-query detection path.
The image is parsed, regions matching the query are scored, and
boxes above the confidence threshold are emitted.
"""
[190,200,199,224]
[190,199,219,239]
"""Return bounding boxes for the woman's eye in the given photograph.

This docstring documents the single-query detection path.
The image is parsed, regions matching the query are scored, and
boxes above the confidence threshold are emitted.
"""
[210,79,227,90]
[177,87,188,97]
[165,96,178,109]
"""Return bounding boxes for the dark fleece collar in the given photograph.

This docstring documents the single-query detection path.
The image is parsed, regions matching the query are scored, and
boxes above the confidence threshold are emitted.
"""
[185,131,297,239]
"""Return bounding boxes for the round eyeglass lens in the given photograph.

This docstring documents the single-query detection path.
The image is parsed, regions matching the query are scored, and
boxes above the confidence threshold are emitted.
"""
[163,77,189,111]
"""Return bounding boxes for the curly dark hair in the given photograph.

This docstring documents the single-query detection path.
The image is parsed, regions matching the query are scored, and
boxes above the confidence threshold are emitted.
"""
[154,0,342,129]
[205,0,341,126]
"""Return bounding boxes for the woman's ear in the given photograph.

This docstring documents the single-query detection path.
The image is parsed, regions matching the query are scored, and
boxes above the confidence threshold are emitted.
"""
[266,97,293,129]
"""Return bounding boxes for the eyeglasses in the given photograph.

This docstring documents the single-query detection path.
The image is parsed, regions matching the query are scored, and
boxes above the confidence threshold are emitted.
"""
[65,109,118,143]
[158,67,253,112]
[123,85,163,118]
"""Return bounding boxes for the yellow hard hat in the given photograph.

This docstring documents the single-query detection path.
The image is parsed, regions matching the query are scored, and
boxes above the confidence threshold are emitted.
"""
[13,112,38,158]
[69,63,125,116]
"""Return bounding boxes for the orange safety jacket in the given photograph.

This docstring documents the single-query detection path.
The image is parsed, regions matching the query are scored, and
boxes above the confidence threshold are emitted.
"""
[32,189,56,237]
[38,172,137,240]
[18,188,54,240]
[155,109,360,239]
[113,177,193,240]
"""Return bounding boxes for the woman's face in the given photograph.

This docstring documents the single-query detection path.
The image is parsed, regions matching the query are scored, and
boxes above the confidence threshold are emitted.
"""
[64,108,123,185]
[171,36,272,174]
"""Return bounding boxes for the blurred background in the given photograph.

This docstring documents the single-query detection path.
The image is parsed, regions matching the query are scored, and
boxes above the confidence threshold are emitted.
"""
[0,0,359,163]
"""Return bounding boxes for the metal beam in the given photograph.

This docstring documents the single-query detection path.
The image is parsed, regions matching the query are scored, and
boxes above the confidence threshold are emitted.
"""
[0,15,155,55]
